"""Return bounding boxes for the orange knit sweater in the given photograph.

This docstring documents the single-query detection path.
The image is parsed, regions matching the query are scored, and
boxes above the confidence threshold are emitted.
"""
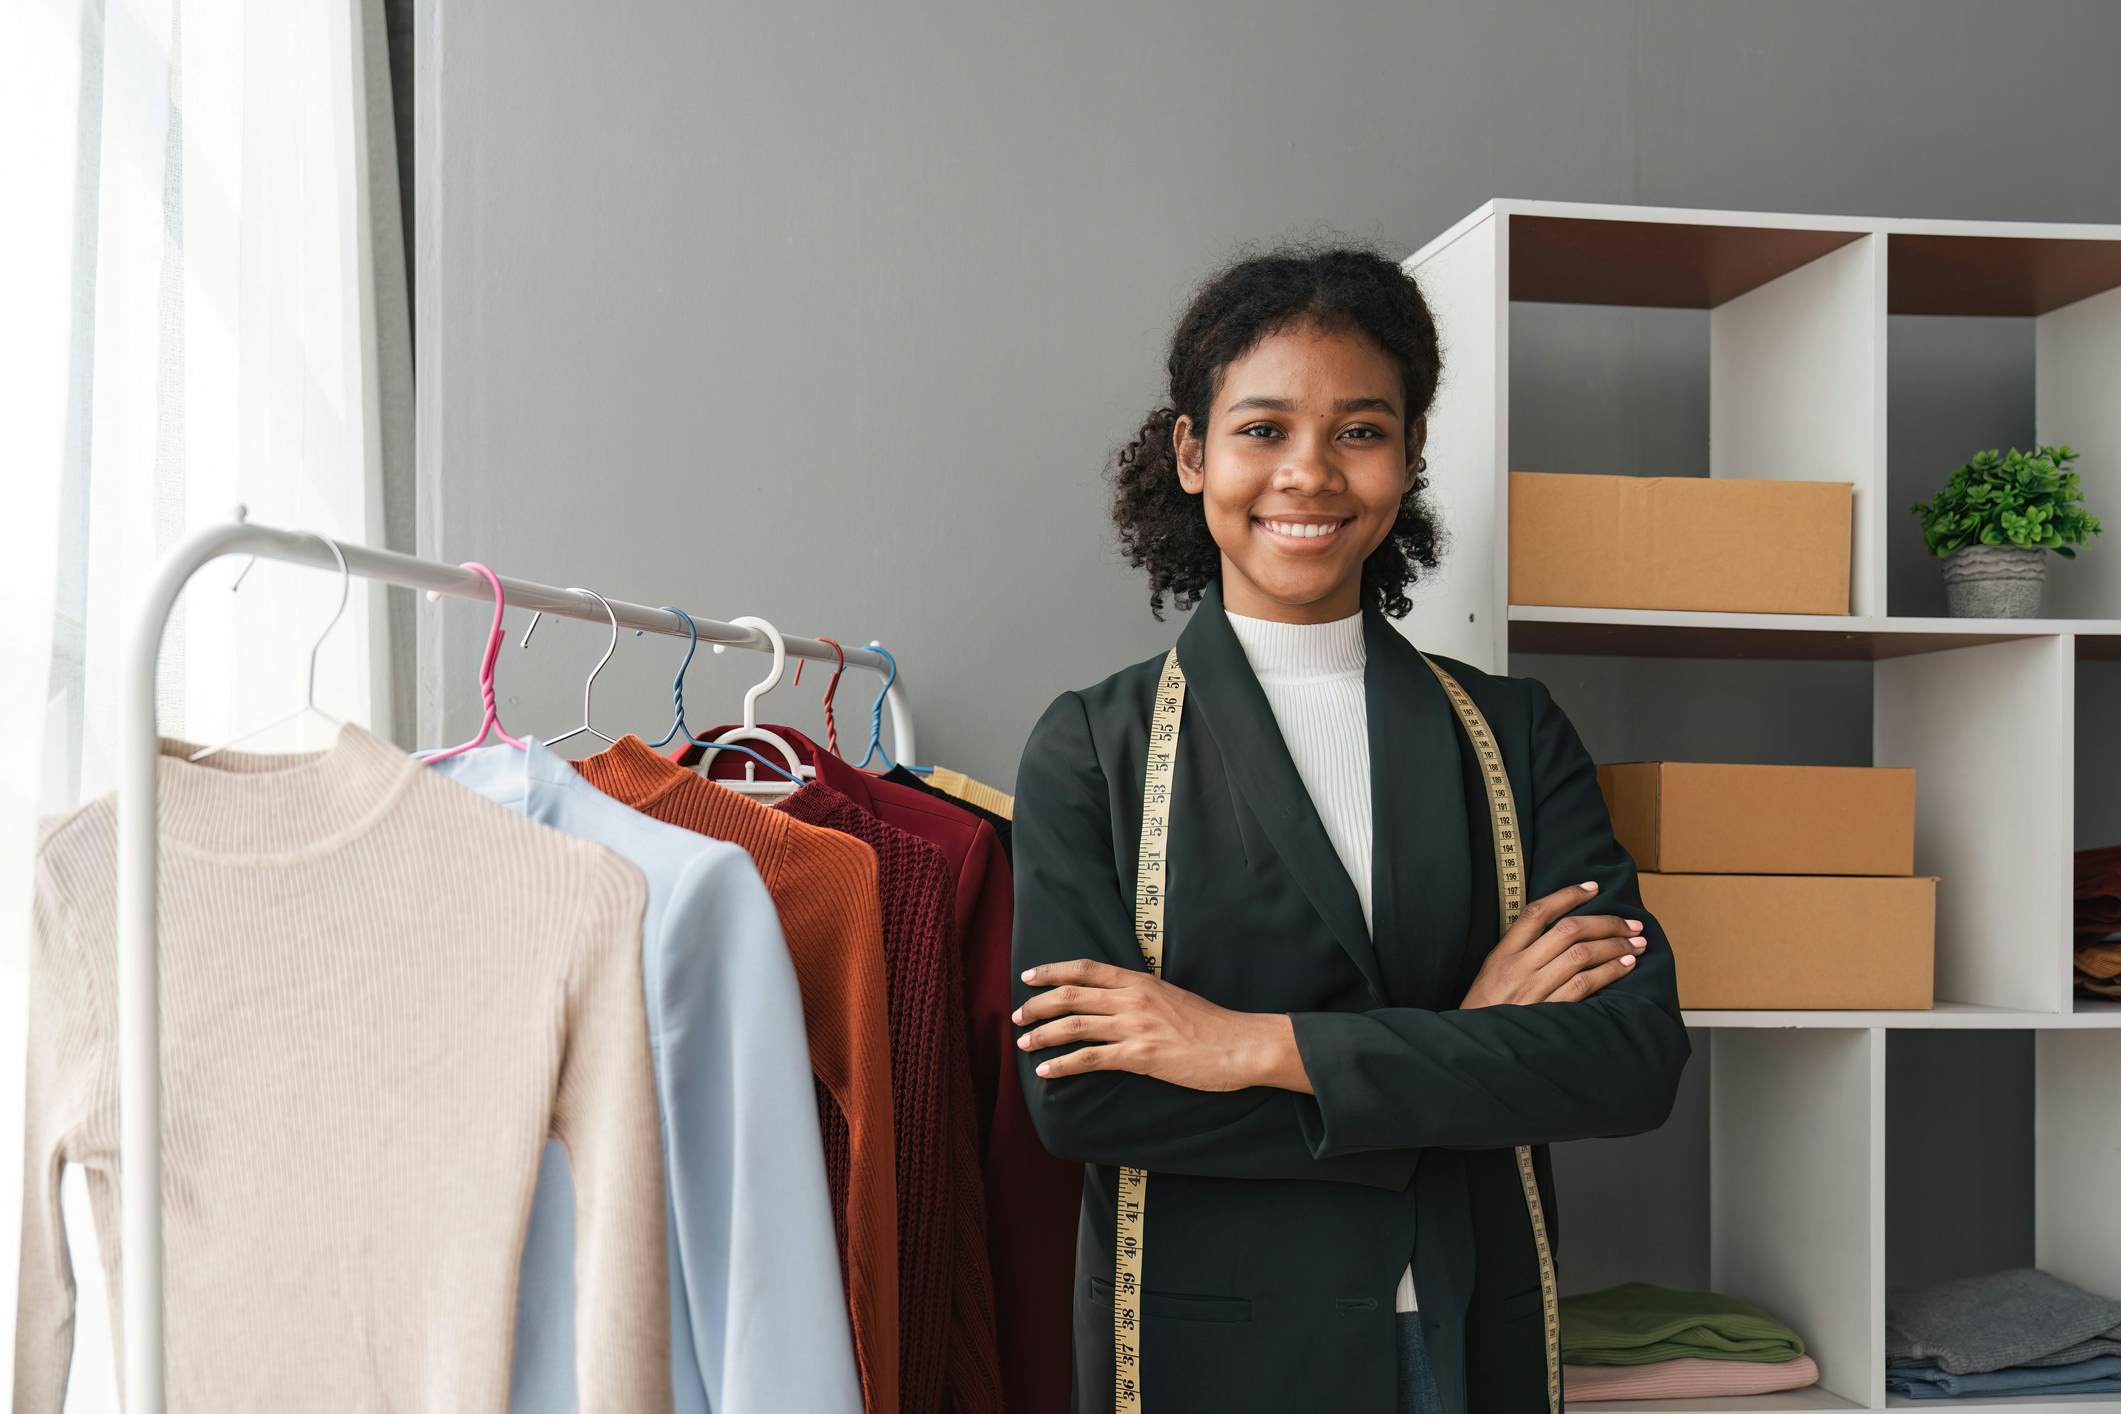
[577,736,899,1414]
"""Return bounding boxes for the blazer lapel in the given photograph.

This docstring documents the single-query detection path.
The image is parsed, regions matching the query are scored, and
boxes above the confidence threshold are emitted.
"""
[1176,583,1383,999]
[1363,607,1474,1009]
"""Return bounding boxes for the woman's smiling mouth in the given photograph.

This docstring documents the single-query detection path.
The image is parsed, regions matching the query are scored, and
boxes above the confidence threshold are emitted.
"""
[1254,515,1353,546]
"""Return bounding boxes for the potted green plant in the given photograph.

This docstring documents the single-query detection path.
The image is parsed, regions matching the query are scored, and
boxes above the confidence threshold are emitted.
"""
[1911,444,2102,617]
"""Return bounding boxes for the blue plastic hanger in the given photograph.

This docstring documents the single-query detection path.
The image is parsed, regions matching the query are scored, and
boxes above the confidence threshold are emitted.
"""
[855,642,930,774]
[642,607,700,749]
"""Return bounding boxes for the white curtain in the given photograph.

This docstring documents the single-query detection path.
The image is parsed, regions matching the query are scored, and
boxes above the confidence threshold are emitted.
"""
[0,0,413,1402]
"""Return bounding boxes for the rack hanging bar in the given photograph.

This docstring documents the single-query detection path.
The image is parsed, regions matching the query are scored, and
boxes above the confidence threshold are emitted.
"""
[118,517,918,1413]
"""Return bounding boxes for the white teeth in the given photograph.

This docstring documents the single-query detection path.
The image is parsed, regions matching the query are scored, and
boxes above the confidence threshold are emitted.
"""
[1261,519,1342,539]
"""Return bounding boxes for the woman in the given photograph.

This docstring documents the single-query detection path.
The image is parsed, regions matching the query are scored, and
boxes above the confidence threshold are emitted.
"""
[1010,247,1691,1414]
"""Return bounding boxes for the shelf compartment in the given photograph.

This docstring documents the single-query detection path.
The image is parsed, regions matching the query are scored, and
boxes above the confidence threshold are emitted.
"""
[1887,274,2118,621]
[1502,231,1885,617]
[1554,1029,1882,1410]
[1883,1029,2121,1410]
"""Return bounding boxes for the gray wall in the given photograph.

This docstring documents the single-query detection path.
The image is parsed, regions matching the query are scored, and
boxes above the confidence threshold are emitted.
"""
[415,0,2121,789]
[418,3,2119,1300]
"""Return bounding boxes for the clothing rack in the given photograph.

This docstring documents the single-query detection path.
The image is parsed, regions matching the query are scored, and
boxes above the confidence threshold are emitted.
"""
[117,516,919,1413]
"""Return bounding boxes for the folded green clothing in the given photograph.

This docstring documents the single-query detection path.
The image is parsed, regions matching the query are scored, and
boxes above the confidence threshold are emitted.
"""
[1560,1282,1807,1366]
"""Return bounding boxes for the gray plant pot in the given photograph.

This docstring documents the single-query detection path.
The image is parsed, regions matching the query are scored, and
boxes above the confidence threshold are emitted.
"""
[1942,543,2048,618]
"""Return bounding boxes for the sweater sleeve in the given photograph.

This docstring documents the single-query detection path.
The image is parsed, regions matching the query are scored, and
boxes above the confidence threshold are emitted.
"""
[1285,676,1693,1155]
[14,852,108,1414]
[549,854,672,1413]
[1012,690,1415,1191]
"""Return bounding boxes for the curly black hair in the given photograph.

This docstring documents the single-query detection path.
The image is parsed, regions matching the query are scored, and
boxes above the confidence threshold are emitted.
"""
[1109,244,1447,619]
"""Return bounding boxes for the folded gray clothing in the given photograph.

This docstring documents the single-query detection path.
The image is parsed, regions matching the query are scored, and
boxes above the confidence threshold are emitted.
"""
[1885,1268,2121,1376]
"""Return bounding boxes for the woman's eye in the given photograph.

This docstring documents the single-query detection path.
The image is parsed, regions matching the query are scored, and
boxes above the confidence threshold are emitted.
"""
[1239,424,1281,439]
[1341,426,1382,441]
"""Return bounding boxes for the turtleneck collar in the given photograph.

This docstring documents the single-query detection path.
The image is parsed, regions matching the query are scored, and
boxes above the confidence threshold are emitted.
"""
[155,723,422,862]
[1223,606,1367,680]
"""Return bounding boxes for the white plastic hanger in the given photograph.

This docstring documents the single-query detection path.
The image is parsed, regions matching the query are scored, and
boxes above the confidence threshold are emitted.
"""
[691,615,814,798]
[189,532,350,763]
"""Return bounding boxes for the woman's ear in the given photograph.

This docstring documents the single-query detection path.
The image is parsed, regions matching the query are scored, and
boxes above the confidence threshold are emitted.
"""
[1173,414,1206,495]
[1405,415,1429,488]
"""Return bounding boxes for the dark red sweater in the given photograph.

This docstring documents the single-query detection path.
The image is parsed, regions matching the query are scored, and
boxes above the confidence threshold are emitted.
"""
[688,728,1064,1414]
[777,779,1003,1414]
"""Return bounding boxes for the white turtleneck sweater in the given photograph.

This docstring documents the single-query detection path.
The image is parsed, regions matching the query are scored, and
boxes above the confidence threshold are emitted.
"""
[1224,608,1418,1314]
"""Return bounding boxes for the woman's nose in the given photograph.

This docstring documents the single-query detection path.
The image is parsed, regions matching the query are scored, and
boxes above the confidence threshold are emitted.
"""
[1274,444,1340,491]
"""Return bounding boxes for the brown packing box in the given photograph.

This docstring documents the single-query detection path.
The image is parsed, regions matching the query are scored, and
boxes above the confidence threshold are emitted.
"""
[1641,873,1937,1010]
[1597,761,1915,876]
[1509,471,1853,615]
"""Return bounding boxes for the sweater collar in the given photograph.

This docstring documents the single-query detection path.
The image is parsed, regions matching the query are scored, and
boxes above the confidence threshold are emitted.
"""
[575,732,698,811]
[1224,607,1367,680]
[155,723,422,862]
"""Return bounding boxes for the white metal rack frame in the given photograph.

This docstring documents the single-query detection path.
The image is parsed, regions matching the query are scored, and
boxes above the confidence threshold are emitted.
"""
[1403,200,2121,1414]
[116,517,918,1413]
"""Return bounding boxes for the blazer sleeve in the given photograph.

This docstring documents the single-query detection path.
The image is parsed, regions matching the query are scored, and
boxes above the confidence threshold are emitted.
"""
[1286,676,1692,1155]
[1012,689,1416,1191]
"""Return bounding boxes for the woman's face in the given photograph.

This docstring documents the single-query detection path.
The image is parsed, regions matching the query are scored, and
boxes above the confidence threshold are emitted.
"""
[1174,322,1425,624]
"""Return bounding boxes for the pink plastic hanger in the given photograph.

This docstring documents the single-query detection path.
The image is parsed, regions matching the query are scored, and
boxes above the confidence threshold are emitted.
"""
[419,562,529,764]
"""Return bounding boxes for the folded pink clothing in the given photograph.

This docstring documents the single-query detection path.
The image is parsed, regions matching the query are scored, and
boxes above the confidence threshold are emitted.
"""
[1565,1353,1821,1401]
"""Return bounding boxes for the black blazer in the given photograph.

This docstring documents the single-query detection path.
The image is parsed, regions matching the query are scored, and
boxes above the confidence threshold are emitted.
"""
[1011,581,1691,1414]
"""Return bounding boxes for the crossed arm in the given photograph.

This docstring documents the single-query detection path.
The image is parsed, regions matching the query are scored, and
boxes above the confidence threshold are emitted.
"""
[1009,680,1691,1183]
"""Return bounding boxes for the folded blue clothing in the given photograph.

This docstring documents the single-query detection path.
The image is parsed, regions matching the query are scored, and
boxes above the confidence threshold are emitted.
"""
[1887,1353,2121,1399]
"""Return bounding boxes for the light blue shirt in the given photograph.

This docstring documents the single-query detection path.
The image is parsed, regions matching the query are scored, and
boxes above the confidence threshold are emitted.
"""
[434,740,860,1414]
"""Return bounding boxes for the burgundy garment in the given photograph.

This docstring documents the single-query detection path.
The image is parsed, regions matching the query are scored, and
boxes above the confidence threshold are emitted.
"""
[770,773,1001,1414]
[2076,842,2121,939]
[682,729,1081,1414]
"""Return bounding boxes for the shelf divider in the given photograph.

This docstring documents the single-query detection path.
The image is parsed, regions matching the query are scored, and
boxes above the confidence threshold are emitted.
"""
[1710,1029,1883,1407]
[2037,283,2121,619]
[1875,635,2075,1014]
[1710,232,1886,618]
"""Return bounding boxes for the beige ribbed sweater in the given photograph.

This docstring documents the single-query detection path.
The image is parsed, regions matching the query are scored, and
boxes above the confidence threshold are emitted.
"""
[16,726,670,1412]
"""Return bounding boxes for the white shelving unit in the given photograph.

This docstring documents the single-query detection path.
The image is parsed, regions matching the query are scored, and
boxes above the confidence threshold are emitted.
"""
[1401,199,2121,1414]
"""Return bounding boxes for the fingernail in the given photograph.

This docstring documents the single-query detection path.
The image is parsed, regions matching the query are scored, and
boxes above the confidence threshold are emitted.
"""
[1036,1062,1052,1076]
[1631,938,1646,950]
[1621,954,1636,966]
[1580,881,1598,892]
[1011,1008,1023,1023]
[1017,1035,1031,1049]
[1021,969,1036,982]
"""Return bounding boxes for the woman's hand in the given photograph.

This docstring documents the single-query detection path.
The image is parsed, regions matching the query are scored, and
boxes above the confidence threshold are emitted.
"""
[1460,879,1648,1009]
[1014,959,1304,1092]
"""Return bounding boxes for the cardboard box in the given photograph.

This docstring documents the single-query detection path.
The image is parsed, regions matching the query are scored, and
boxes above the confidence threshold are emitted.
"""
[1509,472,1852,615]
[1641,873,1937,1010]
[1597,762,1915,876]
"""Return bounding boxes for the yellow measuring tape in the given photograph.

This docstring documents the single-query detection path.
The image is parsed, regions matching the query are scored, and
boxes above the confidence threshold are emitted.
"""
[1113,648,1184,1412]
[1114,647,1559,1414]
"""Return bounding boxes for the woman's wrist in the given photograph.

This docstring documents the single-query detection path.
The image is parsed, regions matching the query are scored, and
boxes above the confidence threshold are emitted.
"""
[1240,1012,1314,1094]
